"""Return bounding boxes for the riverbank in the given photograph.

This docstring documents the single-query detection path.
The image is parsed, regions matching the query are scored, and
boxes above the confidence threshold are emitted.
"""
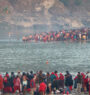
[0,71,90,95]
[2,91,89,95]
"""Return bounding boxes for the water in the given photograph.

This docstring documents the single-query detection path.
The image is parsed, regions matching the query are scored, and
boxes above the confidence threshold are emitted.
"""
[0,41,90,73]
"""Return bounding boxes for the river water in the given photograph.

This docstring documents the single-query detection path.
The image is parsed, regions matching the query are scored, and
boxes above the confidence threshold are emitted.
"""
[0,41,90,74]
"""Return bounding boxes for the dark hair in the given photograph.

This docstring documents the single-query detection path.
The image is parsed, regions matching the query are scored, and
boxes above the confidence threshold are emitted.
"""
[30,71,33,74]
[11,72,14,75]
[66,71,69,75]
[16,75,19,78]
[47,72,49,75]
[23,72,26,75]
[39,70,42,74]
[6,72,8,74]
[55,70,57,73]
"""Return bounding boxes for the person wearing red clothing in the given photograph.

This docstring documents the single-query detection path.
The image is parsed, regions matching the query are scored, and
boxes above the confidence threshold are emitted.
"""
[30,76,36,95]
[59,73,64,80]
[39,82,46,95]
[13,76,21,93]
[74,76,78,89]
[88,78,90,95]
[0,75,3,91]
[84,77,88,93]
[81,73,86,92]
[59,73,64,88]
[3,72,11,93]
[54,71,59,80]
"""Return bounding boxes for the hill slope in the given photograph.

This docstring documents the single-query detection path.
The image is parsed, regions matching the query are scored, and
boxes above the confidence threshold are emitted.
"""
[0,0,90,39]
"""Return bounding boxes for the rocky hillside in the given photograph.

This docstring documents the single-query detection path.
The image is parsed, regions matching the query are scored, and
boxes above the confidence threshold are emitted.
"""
[0,0,90,39]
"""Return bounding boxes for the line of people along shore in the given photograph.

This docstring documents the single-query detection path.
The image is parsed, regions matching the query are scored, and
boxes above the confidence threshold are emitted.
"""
[22,28,89,42]
[0,70,90,95]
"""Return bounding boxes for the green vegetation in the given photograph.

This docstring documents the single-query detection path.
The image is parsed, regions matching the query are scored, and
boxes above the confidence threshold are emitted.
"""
[60,0,70,6]
[74,0,82,6]
[3,7,8,12]
[60,0,82,6]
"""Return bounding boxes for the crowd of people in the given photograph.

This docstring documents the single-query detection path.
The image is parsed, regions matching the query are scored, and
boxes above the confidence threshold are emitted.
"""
[22,28,89,42]
[0,70,90,95]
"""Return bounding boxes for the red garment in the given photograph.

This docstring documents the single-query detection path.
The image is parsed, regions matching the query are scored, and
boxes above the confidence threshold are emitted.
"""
[52,33,55,38]
[4,74,9,83]
[30,79,36,88]
[62,30,65,34]
[55,73,59,80]
[26,88,31,92]
[74,76,78,80]
[39,82,46,92]
[81,73,86,79]
[84,78,88,84]
[13,77,20,87]
[71,35,74,39]
[59,73,64,80]
[89,85,90,95]
[3,87,12,93]
[81,73,86,88]
[3,76,8,83]
[0,75,3,90]
[14,86,20,93]
[13,77,21,93]
[69,86,72,91]
[6,74,9,78]
[67,91,69,95]
[51,72,54,75]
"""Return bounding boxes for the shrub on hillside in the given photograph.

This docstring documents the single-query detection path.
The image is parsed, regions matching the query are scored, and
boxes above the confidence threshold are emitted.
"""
[60,0,70,6]
[74,0,82,6]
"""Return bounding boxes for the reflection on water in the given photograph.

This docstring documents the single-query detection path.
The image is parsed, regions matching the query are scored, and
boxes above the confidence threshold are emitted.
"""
[0,41,90,73]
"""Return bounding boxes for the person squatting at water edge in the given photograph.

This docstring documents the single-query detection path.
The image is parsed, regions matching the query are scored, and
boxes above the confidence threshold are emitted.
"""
[0,70,90,95]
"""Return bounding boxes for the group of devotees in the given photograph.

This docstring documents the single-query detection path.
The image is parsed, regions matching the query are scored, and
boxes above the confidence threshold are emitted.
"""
[22,28,89,42]
[22,28,90,42]
[0,70,90,95]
